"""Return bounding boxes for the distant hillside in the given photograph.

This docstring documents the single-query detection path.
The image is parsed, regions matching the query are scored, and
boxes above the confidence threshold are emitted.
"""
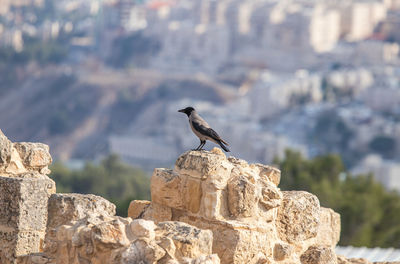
[0,64,237,162]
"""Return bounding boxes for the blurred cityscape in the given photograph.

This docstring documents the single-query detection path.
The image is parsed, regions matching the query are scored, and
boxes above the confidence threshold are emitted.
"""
[1,0,400,191]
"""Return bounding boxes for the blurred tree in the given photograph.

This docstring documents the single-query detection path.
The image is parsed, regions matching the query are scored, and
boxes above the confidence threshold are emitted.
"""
[275,149,400,248]
[50,154,150,216]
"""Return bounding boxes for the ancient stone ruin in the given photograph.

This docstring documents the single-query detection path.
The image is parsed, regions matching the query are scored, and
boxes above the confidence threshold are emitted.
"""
[0,129,382,264]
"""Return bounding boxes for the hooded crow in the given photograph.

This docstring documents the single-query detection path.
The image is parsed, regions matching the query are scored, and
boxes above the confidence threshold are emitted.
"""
[178,106,230,152]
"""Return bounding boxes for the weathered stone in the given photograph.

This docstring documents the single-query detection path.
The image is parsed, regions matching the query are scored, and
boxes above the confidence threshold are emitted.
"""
[227,175,258,217]
[182,176,203,213]
[0,129,12,170]
[151,168,183,209]
[129,219,156,240]
[128,200,151,219]
[337,256,372,264]
[5,148,27,175]
[273,243,292,261]
[16,253,55,264]
[175,151,231,181]
[0,175,55,264]
[157,221,213,260]
[14,143,52,170]
[181,254,221,264]
[315,208,341,248]
[253,163,281,186]
[119,239,166,264]
[259,180,282,211]
[92,218,131,250]
[46,193,116,229]
[277,191,320,243]
[300,246,337,264]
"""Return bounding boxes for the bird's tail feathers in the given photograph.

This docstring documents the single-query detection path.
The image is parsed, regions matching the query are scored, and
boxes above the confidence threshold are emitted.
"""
[218,140,230,152]
[220,138,229,146]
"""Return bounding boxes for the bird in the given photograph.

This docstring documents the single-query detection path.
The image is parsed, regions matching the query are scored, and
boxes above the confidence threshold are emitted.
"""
[178,106,230,152]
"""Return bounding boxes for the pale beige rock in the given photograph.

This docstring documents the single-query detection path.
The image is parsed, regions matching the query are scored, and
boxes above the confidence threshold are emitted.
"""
[300,246,337,264]
[227,174,258,217]
[277,191,320,243]
[46,193,116,229]
[92,218,131,251]
[157,221,213,260]
[0,174,55,264]
[273,243,292,261]
[253,163,281,186]
[128,200,151,219]
[16,253,55,264]
[13,143,52,170]
[129,150,346,264]
[151,168,183,209]
[0,129,12,170]
[130,219,157,240]
[259,182,282,211]
[315,208,341,248]
[175,151,231,181]
[337,256,372,264]
[5,148,27,174]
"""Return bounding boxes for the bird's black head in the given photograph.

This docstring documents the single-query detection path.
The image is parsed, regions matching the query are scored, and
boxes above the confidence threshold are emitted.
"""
[178,106,195,117]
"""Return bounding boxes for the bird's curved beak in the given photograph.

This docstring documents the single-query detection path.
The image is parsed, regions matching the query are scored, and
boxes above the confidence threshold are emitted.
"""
[178,109,185,113]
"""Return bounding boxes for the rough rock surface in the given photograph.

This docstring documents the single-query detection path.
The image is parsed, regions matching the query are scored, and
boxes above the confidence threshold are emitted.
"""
[0,131,55,264]
[129,149,342,264]
[0,131,390,264]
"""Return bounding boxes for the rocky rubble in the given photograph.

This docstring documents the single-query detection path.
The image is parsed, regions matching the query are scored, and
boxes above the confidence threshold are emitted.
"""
[0,130,55,264]
[0,129,392,264]
[129,148,341,264]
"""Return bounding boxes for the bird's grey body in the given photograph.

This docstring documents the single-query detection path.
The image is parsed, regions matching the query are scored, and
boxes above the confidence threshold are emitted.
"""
[178,106,230,152]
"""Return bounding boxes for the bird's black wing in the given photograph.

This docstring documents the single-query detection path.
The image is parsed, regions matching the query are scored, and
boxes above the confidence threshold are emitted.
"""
[192,121,224,142]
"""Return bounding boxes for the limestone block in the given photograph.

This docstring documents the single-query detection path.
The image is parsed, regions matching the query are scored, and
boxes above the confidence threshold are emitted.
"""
[46,193,116,229]
[0,230,46,263]
[129,201,172,223]
[273,243,292,261]
[128,200,151,219]
[5,148,27,175]
[118,239,166,264]
[129,219,156,240]
[175,151,232,184]
[337,256,372,264]
[227,175,258,217]
[277,191,320,243]
[252,163,281,186]
[0,129,12,170]
[0,175,55,263]
[16,253,55,264]
[151,168,183,209]
[259,181,282,211]
[182,176,203,213]
[200,186,225,219]
[173,216,276,264]
[300,246,337,264]
[181,254,220,264]
[315,208,341,248]
[13,143,52,170]
[157,221,213,260]
[92,218,131,251]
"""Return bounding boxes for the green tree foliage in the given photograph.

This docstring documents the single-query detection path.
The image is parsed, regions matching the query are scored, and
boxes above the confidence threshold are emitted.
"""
[50,155,150,216]
[275,150,400,248]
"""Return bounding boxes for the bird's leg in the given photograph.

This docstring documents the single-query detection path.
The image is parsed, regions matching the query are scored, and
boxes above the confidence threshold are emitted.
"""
[199,140,206,150]
[193,140,203,151]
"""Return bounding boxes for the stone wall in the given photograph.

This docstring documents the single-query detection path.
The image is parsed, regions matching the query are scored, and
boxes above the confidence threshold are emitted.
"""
[0,130,383,264]
[129,148,341,264]
[0,130,55,264]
